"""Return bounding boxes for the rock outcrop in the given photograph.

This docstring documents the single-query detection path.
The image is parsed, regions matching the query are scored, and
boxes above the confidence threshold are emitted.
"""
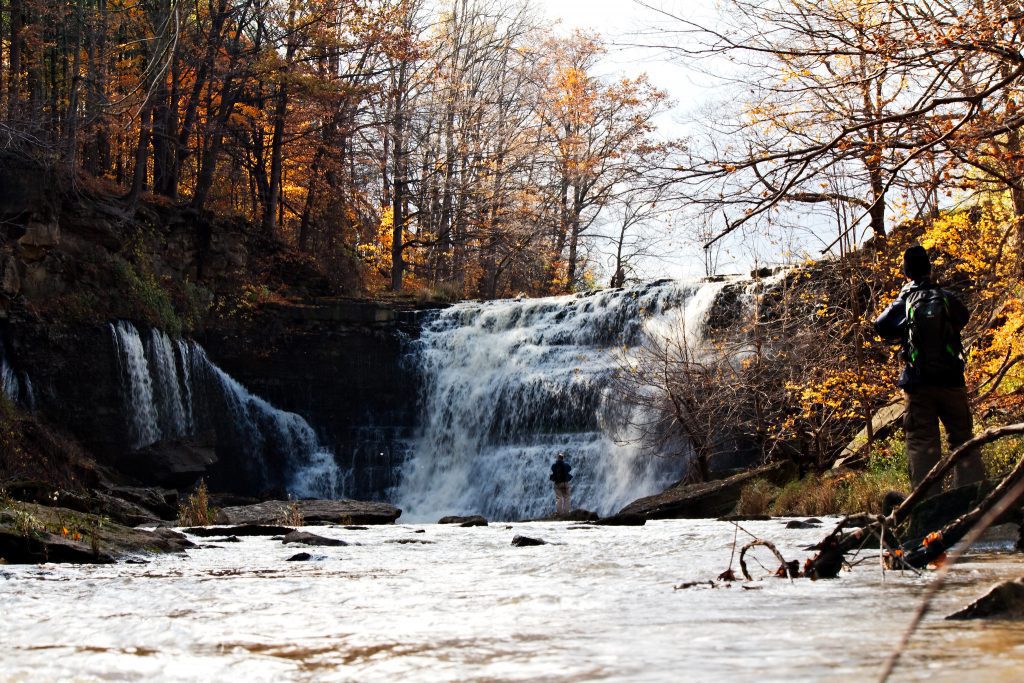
[214,499,401,526]
[948,579,1024,620]
[0,502,193,564]
[619,461,798,519]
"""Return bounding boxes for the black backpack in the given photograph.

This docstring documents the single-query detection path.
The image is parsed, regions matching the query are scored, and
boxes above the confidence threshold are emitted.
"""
[904,287,963,377]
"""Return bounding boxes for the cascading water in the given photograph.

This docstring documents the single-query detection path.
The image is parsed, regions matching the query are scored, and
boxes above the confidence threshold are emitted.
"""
[1,341,35,411]
[108,321,344,498]
[394,279,733,521]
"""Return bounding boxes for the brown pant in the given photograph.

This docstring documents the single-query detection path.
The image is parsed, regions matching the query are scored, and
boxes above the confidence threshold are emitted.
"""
[904,386,984,490]
[554,482,571,516]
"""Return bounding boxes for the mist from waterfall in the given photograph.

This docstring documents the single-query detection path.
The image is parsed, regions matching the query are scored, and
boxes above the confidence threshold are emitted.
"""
[109,321,343,498]
[394,279,733,522]
[1,341,35,412]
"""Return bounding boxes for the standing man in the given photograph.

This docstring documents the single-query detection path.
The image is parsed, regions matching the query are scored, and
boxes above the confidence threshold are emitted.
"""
[550,452,573,517]
[874,245,984,490]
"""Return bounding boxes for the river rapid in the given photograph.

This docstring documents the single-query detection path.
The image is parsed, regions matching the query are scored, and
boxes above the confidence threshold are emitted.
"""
[2,518,1024,682]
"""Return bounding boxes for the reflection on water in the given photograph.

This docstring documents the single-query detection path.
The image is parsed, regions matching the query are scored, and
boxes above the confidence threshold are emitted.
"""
[2,518,1024,682]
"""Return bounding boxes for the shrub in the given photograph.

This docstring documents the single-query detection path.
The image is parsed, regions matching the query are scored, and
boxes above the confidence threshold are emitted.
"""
[178,480,217,526]
[279,501,304,526]
[736,478,779,516]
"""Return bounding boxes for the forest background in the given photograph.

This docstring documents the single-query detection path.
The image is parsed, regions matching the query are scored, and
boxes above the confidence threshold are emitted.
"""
[2,0,1024,499]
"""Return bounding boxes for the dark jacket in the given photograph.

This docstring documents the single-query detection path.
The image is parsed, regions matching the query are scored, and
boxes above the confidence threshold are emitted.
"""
[873,279,969,390]
[550,460,572,484]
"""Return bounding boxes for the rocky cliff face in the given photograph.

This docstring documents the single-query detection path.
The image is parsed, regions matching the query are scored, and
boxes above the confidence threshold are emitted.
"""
[200,299,430,499]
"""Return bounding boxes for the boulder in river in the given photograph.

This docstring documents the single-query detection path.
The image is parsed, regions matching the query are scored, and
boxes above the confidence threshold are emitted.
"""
[948,579,1024,620]
[511,535,547,547]
[215,499,401,526]
[0,502,193,564]
[286,552,313,562]
[619,461,798,519]
[282,530,347,547]
[438,515,488,527]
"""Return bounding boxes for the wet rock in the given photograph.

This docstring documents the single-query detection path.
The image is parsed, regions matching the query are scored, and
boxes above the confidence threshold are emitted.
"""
[438,515,488,527]
[216,499,401,526]
[719,514,772,522]
[388,539,434,545]
[564,509,599,522]
[286,552,313,562]
[620,461,798,520]
[785,520,820,529]
[282,531,347,547]
[108,486,178,520]
[119,439,218,490]
[210,536,241,543]
[593,513,646,527]
[183,524,292,537]
[511,535,547,547]
[0,503,193,564]
[948,579,1024,620]
[343,526,369,531]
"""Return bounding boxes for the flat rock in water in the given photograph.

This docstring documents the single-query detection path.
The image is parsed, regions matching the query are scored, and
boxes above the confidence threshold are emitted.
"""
[511,535,546,547]
[719,514,772,522]
[0,503,193,565]
[438,515,488,526]
[282,530,347,547]
[948,579,1024,620]
[183,524,293,537]
[216,499,401,526]
[619,461,798,520]
[438,516,489,528]
[593,513,646,527]
[785,520,820,529]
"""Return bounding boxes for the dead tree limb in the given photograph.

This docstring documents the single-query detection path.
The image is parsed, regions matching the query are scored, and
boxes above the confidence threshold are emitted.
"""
[877,475,1024,683]
[807,423,1024,571]
[739,539,793,581]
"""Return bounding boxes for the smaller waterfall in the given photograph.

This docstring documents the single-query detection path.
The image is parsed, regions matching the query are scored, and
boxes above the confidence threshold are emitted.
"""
[108,321,345,498]
[1,342,35,411]
[110,322,162,448]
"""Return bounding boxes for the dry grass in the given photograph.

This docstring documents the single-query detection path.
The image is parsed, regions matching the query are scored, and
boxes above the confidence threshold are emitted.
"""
[279,501,304,526]
[178,480,217,526]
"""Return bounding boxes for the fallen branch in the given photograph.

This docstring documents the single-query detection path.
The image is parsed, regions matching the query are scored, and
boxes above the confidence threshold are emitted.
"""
[877,475,1024,682]
[739,539,794,581]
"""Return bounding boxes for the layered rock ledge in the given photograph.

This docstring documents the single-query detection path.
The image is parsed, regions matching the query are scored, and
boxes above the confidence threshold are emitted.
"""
[214,499,401,526]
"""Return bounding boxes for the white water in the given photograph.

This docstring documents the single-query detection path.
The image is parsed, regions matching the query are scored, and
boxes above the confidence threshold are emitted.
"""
[108,322,344,498]
[395,281,732,521]
[1,342,34,411]
[3,519,1024,682]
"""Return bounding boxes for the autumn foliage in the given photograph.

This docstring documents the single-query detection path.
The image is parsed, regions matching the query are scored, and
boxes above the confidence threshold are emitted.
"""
[0,0,673,298]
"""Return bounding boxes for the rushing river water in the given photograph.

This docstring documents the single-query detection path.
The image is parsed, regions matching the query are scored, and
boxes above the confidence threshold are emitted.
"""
[2,519,1024,682]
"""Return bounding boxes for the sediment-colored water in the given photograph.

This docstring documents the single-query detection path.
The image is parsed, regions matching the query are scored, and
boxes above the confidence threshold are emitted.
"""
[2,518,1023,682]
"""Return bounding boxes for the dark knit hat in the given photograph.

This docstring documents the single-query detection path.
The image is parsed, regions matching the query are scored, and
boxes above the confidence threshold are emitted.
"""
[903,245,931,281]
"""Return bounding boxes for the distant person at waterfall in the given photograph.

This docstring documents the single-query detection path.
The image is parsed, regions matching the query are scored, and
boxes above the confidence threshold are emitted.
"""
[550,453,573,517]
[873,245,983,491]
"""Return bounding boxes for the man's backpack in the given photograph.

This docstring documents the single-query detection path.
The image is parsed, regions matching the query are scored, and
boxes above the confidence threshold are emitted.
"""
[904,287,963,378]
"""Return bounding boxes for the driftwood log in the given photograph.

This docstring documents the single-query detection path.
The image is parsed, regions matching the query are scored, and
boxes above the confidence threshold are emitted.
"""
[805,423,1024,576]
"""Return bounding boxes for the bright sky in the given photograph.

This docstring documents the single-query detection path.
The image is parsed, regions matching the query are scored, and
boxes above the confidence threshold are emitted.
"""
[534,0,732,281]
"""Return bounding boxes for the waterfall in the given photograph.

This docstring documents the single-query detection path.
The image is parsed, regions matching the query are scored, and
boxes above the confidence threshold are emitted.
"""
[394,279,732,522]
[110,321,162,448]
[1,341,35,411]
[108,321,344,498]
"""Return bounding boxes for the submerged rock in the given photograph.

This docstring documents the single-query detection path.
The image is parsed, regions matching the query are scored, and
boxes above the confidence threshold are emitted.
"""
[438,515,488,527]
[948,579,1024,620]
[785,520,821,529]
[511,535,547,547]
[286,552,313,562]
[282,531,347,547]
[216,500,401,526]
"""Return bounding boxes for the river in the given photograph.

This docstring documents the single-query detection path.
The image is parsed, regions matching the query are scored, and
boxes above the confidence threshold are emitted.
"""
[2,518,1023,682]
